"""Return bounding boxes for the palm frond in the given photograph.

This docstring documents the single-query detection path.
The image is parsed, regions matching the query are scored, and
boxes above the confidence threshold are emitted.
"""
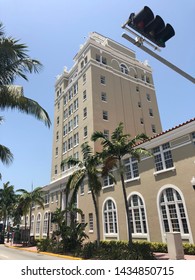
[101,156,118,176]
[0,86,51,127]
[0,144,13,165]
[0,37,42,84]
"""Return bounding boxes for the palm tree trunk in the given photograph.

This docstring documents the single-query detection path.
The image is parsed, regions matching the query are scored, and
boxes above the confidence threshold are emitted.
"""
[28,206,32,244]
[91,190,100,247]
[119,160,133,248]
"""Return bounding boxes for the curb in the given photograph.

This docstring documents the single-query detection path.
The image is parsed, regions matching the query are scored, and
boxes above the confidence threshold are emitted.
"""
[4,244,82,260]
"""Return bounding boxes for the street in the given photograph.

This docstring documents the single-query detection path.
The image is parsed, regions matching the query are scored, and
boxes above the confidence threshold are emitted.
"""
[0,244,72,260]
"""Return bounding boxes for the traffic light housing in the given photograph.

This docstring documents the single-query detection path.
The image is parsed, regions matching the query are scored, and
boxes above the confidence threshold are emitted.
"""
[128,6,175,47]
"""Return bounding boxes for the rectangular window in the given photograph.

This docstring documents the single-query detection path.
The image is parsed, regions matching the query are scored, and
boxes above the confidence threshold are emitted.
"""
[152,124,156,133]
[83,90,87,101]
[100,75,106,85]
[81,214,85,227]
[68,104,73,116]
[101,92,107,102]
[63,141,67,154]
[68,120,73,132]
[149,108,153,117]
[74,115,79,128]
[54,165,57,175]
[63,94,68,105]
[83,107,87,118]
[68,137,73,150]
[80,181,84,195]
[103,129,109,139]
[64,109,68,120]
[74,98,79,111]
[63,124,68,136]
[83,73,86,84]
[57,116,59,125]
[69,89,73,100]
[124,157,139,180]
[153,142,174,172]
[74,132,79,146]
[44,194,49,204]
[84,126,88,138]
[146,93,151,101]
[102,57,107,65]
[103,110,108,120]
[56,131,59,141]
[81,60,84,69]
[96,54,100,62]
[89,213,93,231]
[103,175,114,188]
[73,83,78,95]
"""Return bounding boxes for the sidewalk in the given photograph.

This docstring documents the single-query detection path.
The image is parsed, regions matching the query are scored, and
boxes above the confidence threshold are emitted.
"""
[4,242,195,260]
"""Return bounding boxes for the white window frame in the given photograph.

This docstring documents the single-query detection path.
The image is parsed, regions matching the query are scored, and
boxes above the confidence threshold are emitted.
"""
[103,199,118,236]
[124,157,140,182]
[153,143,174,174]
[157,185,191,243]
[88,213,93,232]
[103,175,114,189]
[128,193,148,238]
[36,213,41,235]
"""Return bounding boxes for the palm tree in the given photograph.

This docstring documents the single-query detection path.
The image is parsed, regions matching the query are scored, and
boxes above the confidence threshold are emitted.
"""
[16,187,44,244]
[0,22,51,127]
[0,181,16,234]
[0,22,51,172]
[91,122,149,247]
[61,142,103,246]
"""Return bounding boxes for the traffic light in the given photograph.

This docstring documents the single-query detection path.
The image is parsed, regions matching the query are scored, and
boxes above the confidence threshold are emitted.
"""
[128,6,175,47]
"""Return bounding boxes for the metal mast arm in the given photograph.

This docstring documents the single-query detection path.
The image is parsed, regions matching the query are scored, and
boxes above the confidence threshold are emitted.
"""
[122,32,195,84]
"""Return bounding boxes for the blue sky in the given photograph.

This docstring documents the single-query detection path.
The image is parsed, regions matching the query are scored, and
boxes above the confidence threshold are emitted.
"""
[0,0,194,191]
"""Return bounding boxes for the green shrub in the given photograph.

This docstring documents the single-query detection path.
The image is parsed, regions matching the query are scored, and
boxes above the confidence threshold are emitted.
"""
[80,240,155,260]
[36,238,53,252]
[150,241,167,253]
[183,243,195,255]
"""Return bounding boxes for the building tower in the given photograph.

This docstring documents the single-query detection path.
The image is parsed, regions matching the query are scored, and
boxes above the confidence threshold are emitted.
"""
[51,32,162,185]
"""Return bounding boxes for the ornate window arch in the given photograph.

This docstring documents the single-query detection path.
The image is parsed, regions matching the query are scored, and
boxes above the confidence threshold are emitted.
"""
[36,213,41,236]
[30,214,35,235]
[157,185,192,242]
[120,63,129,74]
[102,198,118,239]
[128,193,149,239]
[43,212,49,235]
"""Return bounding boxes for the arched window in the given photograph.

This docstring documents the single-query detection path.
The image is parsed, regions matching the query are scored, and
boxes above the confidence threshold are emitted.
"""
[128,194,147,234]
[103,199,118,234]
[43,212,49,235]
[30,215,35,235]
[120,64,128,74]
[36,214,41,235]
[159,188,189,235]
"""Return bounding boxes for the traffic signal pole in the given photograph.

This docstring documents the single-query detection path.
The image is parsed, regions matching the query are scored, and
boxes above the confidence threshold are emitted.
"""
[122,32,195,84]
[122,6,195,84]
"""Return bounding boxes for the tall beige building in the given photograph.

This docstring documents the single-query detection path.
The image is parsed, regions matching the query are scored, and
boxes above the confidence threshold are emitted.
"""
[26,33,195,245]
[51,32,162,183]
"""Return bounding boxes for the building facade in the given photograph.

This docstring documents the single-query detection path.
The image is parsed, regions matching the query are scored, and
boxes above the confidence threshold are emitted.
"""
[26,33,195,244]
[78,119,195,244]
